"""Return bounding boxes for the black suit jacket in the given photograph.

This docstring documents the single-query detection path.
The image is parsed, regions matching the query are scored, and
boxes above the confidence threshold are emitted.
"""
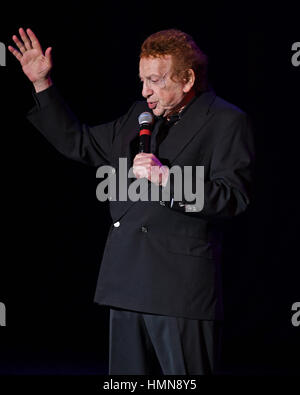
[27,86,254,320]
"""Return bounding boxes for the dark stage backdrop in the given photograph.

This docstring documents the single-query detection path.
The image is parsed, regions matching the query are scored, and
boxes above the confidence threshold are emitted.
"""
[0,0,299,377]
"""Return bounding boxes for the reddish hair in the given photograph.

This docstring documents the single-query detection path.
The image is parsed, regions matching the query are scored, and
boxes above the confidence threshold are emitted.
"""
[140,29,208,93]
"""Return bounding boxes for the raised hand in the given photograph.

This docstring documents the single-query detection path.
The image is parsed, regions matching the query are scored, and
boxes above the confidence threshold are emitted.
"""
[8,27,53,92]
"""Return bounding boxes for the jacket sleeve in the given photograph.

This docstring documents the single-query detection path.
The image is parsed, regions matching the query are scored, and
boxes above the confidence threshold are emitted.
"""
[26,85,136,167]
[162,111,255,221]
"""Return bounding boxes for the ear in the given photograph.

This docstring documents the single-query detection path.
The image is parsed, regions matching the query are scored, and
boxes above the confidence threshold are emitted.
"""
[183,69,195,93]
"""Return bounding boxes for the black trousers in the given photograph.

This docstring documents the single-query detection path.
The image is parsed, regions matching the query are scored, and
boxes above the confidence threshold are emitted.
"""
[109,307,222,375]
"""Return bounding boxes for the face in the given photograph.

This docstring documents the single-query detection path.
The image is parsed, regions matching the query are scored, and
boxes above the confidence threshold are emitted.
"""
[139,55,191,117]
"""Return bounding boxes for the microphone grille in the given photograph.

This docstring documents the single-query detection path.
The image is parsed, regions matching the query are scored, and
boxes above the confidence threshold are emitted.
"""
[138,112,154,126]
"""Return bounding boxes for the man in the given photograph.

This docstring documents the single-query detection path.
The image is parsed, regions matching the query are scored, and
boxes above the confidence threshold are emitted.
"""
[9,28,254,374]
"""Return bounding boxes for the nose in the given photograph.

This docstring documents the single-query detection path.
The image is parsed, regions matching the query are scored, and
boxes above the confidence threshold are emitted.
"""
[142,82,153,98]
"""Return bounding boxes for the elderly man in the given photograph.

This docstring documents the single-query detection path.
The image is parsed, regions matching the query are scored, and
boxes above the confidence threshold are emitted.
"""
[9,28,254,375]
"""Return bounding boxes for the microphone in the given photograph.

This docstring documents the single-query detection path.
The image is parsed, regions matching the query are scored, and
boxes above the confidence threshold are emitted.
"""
[138,112,154,153]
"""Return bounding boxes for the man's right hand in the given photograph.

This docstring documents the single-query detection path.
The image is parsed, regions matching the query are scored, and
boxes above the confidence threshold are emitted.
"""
[8,27,53,92]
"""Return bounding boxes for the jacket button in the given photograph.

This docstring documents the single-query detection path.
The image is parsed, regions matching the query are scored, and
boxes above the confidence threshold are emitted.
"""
[141,226,148,233]
[113,221,120,227]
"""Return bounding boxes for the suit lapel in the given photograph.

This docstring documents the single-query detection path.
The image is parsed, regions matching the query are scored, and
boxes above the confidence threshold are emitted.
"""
[158,90,217,164]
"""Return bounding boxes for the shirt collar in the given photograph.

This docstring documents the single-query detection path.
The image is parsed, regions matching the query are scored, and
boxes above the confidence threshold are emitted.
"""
[154,93,201,126]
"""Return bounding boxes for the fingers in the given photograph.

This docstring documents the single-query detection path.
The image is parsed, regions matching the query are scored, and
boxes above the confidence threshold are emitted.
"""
[11,34,26,54]
[133,165,149,179]
[133,152,165,185]
[26,28,42,52]
[135,153,154,159]
[134,153,157,163]
[7,45,22,61]
[45,47,52,62]
[134,153,162,167]
[133,153,162,181]
[133,163,164,185]
[19,27,33,51]
[9,27,44,62]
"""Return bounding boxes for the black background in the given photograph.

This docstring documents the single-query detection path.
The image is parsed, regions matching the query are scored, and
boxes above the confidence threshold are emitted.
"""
[0,0,299,376]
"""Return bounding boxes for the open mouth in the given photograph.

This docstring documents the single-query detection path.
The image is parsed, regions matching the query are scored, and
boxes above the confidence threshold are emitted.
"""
[148,102,157,109]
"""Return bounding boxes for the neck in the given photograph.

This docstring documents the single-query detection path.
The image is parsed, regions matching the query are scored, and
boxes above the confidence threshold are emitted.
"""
[165,90,196,120]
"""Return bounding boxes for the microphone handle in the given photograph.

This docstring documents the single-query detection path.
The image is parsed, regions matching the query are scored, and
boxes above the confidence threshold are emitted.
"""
[139,134,150,153]
[139,127,151,153]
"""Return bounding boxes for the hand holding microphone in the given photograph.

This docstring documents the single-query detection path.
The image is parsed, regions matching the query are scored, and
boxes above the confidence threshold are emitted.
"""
[134,112,169,186]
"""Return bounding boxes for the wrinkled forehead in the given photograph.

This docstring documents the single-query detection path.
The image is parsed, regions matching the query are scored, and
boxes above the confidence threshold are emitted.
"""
[139,55,173,77]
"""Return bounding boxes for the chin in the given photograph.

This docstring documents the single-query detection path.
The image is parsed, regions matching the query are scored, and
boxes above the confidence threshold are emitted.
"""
[153,108,164,117]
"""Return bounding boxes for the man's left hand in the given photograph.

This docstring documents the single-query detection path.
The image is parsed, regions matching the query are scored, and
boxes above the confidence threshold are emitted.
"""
[133,153,169,186]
